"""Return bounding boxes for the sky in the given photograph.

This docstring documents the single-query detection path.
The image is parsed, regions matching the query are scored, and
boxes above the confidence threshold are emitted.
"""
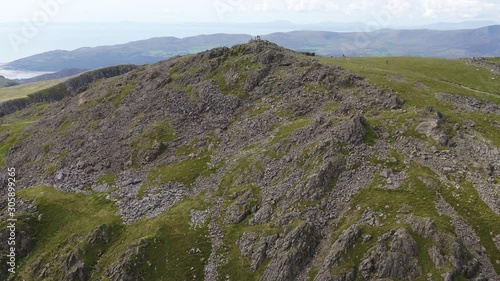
[1,0,499,62]
[1,0,499,23]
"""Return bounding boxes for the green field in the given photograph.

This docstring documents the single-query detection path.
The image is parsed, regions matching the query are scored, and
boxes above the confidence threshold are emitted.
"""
[318,56,500,146]
[0,78,68,103]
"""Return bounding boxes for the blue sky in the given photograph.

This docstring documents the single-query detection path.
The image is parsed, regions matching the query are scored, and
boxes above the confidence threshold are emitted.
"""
[1,0,499,62]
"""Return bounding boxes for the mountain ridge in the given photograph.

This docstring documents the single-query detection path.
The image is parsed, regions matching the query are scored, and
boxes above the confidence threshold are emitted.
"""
[4,26,500,71]
[0,40,498,280]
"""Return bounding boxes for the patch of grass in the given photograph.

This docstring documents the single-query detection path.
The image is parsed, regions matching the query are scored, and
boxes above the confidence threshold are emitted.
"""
[0,117,35,166]
[57,115,72,132]
[0,78,68,103]
[323,102,340,112]
[112,82,135,108]
[484,57,500,63]
[140,150,217,197]
[308,267,319,281]
[218,156,263,196]
[136,198,211,281]
[248,102,270,117]
[146,152,212,186]
[174,144,197,157]
[305,83,328,95]
[208,54,262,98]
[270,118,312,145]
[131,122,176,164]
[318,56,500,146]
[16,186,212,280]
[97,173,118,186]
[16,186,122,278]
[327,164,462,278]
[368,150,406,172]
[276,108,292,118]
[218,216,281,281]
[46,163,57,175]
[439,178,500,274]
[362,124,377,146]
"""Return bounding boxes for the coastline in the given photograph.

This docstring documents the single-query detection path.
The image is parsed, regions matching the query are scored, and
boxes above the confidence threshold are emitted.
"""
[0,68,54,80]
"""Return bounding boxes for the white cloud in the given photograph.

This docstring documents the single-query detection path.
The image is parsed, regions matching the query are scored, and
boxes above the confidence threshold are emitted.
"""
[253,0,340,12]
[421,0,499,18]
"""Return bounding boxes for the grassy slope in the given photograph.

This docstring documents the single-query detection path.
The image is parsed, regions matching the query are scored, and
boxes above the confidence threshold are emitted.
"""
[0,78,68,103]
[16,186,211,281]
[485,57,500,63]
[318,57,500,146]
[316,56,500,277]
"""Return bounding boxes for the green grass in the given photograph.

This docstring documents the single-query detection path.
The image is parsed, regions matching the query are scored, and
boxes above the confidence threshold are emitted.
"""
[218,156,263,196]
[0,117,36,166]
[0,78,68,103]
[97,173,118,186]
[130,122,176,165]
[146,152,212,186]
[112,82,136,108]
[318,56,500,147]
[270,118,312,145]
[218,216,281,281]
[16,186,122,278]
[440,177,500,274]
[327,162,500,278]
[484,57,500,63]
[326,164,458,278]
[248,101,270,117]
[16,186,212,280]
[134,122,176,149]
[207,53,263,98]
[133,198,211,281]
[139,150,216,197]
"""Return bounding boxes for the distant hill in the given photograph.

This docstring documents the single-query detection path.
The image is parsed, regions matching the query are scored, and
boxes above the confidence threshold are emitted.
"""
[0,76,18,88]
[14,68,87,84]
[420,21,499,30]
[263,25,500,58]
[4,26,500,71]
[4,34,253,71]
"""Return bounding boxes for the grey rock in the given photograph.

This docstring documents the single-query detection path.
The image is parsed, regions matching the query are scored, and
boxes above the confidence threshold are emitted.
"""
[338,115,367,145]
[358,228,422,280]
[224,190,255,225]
[260,223,320,281]
[249,204,273,225]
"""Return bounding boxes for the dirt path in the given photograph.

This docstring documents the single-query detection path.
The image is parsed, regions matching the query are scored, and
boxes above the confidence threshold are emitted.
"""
[441,79,499,98]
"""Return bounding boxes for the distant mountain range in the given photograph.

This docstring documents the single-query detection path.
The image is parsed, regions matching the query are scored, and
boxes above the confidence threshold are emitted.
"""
[4,25,500,71]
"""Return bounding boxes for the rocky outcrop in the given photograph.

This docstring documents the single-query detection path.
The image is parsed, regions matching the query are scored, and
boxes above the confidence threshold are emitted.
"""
[462,57,500,74]
[104,240,148,281]
[359,228,422,280]
[0,199,38,281]
[260,223,320,281]
[314,225,360,281]
[416,119,450,146]
[435,92,500,114]
[337,115,368,145]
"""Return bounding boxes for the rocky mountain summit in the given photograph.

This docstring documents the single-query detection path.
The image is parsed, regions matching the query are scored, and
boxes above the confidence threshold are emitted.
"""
[0,40,499,280]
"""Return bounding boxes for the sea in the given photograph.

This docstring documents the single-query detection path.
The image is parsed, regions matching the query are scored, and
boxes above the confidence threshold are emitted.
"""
[0,64,53,79]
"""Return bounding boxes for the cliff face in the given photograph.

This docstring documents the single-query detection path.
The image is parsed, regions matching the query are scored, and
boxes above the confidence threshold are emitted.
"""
[0,41,499,281]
